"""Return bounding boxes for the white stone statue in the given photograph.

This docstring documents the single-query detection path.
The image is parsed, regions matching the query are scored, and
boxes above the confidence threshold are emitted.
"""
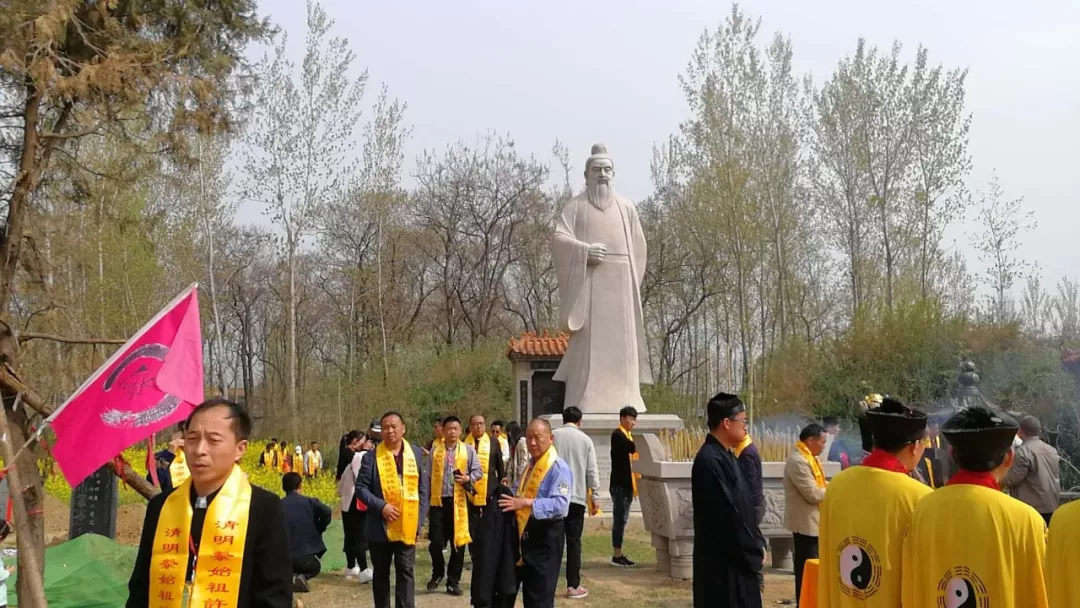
[551,144,652,414]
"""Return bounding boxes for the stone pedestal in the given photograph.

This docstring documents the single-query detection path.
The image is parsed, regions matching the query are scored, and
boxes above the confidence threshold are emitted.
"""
[636,431,840,580]
[543,412,684,512]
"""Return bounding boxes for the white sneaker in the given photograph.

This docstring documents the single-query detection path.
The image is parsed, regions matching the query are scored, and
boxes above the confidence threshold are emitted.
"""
[358,567,374,584]
[344,566,360,580]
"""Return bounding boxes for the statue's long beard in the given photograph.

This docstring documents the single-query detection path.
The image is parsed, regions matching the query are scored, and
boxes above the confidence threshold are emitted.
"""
[587,182,614,210]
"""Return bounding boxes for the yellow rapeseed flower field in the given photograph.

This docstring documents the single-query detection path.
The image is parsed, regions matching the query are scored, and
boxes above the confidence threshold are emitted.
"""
[30,440,341,507]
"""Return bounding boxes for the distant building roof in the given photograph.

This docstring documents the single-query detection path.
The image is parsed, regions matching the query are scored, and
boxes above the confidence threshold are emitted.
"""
[507,330,568,360]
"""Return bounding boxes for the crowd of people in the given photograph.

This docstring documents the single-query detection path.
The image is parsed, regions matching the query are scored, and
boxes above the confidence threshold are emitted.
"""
[125,392,1080,608]
[125,401,645,608]
[693,391,1079,608]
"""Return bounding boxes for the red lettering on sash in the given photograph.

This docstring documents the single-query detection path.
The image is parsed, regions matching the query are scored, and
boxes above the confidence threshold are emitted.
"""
[208,566,232,577]
[213,534,235,545]
[161,542,180,554]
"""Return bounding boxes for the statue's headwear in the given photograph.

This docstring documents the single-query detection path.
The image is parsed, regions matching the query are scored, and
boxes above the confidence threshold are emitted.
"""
[584,143,614,174]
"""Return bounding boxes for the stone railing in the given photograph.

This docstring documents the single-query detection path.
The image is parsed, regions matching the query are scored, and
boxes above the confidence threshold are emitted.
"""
[636,433,840,579]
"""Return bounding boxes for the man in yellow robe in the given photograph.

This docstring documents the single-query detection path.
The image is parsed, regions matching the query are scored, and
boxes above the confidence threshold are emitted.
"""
[818,398,931,607]
[1047,496,1080,607]
[902,406,1048,608]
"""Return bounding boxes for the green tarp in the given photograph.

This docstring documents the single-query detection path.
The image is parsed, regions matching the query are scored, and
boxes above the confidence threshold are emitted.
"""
[4,521,346,607]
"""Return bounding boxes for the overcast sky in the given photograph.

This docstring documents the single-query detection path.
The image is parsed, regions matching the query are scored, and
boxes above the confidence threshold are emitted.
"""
[252,0,1080,289]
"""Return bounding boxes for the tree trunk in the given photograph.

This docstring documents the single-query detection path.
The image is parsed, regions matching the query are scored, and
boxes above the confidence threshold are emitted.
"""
[1,400,48,607]
[288,234,299,430]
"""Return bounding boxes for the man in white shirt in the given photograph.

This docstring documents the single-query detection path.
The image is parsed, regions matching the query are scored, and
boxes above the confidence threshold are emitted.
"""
[552,406,600,599]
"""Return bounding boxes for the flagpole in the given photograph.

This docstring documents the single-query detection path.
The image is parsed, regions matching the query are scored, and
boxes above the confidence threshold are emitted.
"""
[40,283,199,429]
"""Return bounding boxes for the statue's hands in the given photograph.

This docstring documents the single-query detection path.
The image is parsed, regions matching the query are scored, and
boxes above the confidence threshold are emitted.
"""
[587,243,607,265]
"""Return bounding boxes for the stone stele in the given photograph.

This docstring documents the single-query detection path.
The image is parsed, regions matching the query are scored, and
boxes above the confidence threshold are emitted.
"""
[551,143,652,414]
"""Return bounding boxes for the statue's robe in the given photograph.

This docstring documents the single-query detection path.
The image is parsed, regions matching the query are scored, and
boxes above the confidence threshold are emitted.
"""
[551,193,652,413]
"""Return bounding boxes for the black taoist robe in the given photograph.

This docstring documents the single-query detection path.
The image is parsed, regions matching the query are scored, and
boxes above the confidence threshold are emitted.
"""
[691,434,765,608]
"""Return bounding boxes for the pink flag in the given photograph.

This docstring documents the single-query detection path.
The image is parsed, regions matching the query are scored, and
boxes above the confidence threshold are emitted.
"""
[50,284,204,487]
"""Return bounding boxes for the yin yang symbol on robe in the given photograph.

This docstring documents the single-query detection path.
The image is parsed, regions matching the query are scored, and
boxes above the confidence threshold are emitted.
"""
[943,577,978,608]
[839,544,873,590]
[837,537,881,598]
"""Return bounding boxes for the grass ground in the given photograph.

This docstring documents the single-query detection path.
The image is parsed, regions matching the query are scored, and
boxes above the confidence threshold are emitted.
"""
[299,519,796,608]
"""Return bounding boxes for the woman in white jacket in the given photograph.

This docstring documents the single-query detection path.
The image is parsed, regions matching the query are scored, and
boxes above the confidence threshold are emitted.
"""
[336,430,373,583]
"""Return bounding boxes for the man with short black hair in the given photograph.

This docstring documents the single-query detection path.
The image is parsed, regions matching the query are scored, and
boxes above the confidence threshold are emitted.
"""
[609,405,639,567]
[1001,414,1061,525]
[282,472,332,592]
[692,392,765,608]
[490,420,511,466]
[127,399,293,608]
[426,415,483,596]
[356,411,430,608]
[552,406,600,598]
[903,407,1048,607]
[784,423,828,606]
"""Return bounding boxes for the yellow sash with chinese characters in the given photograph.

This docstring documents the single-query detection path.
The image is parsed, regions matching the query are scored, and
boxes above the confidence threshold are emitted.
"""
[148,464,249,608]
[617,425,641,497]
[466,434,491,506]
[795,440,827,488]
[168,448,190,487]
[376,441,420,545]
[515,445,559,565]
[431,440,472,547]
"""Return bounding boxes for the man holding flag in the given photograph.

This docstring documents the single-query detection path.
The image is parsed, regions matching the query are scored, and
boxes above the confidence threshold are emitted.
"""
[127,398,293,607]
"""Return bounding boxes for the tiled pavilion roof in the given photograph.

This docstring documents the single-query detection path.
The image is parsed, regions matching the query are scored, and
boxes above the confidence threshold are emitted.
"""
[506,330,568,360]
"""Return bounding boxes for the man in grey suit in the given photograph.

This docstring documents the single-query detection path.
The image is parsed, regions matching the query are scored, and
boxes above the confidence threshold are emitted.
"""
[552,406,600,599]
[356,412,431,608]
[1002,415,1061,525]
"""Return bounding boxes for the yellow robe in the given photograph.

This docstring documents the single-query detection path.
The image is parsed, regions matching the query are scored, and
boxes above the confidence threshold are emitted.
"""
[817,465,931,607]
[902,484,1048,608]
[1047,500,1080,608]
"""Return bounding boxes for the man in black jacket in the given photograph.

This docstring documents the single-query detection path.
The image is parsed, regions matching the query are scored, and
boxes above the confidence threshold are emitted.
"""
[609,405,638,567]
[126,399,293,608]
[356,412,431,608]
[282,472,332,592]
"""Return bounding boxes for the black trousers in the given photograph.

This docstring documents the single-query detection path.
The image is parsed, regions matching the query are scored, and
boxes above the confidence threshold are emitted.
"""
[342,507,369,570]
[754,505,766,591]
[370,541,416,608]
[292,553,322,579]
[793,533,818,607]
[564,503,585,589]
[511,519,565,608]
[428,503,466,585]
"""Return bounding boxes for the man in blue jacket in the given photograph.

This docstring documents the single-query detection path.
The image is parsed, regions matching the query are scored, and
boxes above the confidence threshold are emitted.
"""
[281,472,332,593]
[356,412,431,608]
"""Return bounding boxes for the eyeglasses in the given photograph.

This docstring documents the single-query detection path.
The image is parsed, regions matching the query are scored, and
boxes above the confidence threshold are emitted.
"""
[728,417,749,427]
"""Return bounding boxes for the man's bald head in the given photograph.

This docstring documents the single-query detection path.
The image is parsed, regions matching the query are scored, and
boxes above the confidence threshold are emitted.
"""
[525,417,553,459]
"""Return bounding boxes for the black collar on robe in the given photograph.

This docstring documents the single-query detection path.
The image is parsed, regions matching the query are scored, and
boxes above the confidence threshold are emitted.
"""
[187,485,223,583]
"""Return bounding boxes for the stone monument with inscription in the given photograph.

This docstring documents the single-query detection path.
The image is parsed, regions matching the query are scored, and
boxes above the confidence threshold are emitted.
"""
[69,464,118,539]
[546,144,682,510]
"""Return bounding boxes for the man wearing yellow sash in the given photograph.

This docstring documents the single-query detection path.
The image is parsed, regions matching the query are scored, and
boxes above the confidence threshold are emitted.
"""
[499,418,572,608]
[489,420,512,471]
[303,442,323,478]
[817,398,931,608]
[261,440,279,469]
[356,411,430,608]
[147,430,189,493]
[465,414,510,608]
[784,423,829,607]
[127,398,293,608]
[609,405,639,568]
[425,416,482,597]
